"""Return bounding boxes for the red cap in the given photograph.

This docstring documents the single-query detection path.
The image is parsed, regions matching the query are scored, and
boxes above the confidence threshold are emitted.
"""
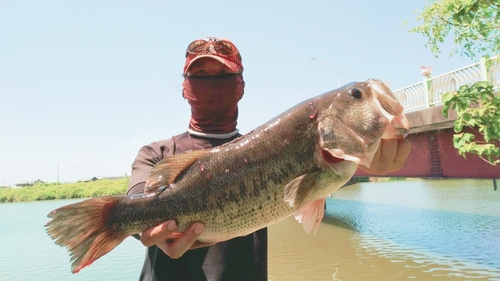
[183,37,243,75]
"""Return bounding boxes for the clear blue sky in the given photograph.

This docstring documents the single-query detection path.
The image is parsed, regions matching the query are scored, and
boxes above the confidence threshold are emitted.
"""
[0,0,474,186]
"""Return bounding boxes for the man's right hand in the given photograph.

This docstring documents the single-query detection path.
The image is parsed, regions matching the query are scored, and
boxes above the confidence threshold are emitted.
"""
[140,220,205,259]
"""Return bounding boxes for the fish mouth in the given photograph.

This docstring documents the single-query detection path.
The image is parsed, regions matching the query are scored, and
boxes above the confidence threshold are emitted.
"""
[321,149,345,165]
[319,147,359,177]
[368,79,410,139]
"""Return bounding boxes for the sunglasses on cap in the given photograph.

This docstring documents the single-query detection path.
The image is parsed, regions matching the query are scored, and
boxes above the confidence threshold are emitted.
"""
[185,37,239,57]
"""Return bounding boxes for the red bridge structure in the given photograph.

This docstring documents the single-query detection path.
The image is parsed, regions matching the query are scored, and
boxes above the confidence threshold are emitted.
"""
[356,56,500,179]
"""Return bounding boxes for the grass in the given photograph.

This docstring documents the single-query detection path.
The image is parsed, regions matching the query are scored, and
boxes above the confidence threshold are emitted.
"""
[0,176,407,203]
[0,178,129,203]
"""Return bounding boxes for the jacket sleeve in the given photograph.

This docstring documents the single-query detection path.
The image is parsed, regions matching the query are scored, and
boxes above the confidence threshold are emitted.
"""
[127,139,175,195]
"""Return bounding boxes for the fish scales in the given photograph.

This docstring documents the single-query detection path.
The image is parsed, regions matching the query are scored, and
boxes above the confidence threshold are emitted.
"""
[45,79,410,273]
[112,100,319,241]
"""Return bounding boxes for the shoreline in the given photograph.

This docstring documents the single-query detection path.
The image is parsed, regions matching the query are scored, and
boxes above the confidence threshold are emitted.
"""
[0,178,129,203]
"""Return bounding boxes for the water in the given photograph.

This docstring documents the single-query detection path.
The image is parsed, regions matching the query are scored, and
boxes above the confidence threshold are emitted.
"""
[269,179,500,281]
[1,179,499,280]
[0,199,145,281]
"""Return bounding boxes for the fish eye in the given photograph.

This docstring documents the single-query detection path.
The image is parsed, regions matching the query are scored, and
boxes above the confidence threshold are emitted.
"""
[350,88,363,99]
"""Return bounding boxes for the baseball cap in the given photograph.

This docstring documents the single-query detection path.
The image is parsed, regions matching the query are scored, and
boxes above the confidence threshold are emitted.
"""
[183,37,243,74]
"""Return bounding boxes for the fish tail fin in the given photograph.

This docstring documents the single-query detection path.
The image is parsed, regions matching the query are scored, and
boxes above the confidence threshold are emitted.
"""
[45,196,128,273]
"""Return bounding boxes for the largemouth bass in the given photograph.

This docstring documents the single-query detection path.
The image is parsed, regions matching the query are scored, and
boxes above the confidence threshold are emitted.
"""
[45,79,409,273]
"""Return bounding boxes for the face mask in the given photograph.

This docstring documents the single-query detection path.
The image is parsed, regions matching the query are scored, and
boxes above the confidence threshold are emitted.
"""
[182,74,245,134]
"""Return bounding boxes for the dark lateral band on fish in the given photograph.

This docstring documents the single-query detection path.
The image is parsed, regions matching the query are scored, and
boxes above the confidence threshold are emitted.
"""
[45,79,409,273]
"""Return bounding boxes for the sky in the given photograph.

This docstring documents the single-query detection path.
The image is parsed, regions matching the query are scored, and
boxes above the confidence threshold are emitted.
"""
[0,0,475,186]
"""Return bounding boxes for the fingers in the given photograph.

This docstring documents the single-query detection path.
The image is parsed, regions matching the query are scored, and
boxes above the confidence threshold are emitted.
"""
[140,220,205,259]
[359,138,411,175]
[378,139,399,165]
[141,220,177,247]
[391,139,411,171]
[157,222,204,259]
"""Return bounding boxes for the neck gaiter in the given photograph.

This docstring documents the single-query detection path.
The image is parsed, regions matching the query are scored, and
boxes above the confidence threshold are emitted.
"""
[182,74,245,134]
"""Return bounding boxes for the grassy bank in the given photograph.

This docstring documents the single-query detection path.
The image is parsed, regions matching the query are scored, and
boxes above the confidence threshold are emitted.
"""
[0,176,409,203]
[0,178,129,203]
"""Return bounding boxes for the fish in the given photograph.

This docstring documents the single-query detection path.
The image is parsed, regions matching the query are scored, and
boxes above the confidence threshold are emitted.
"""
[45,79,409,273]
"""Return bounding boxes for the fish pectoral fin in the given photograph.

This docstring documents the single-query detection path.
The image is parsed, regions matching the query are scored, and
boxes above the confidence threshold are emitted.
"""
[283,171,319,208]
[293,199,325,234]
[145,149,208,193]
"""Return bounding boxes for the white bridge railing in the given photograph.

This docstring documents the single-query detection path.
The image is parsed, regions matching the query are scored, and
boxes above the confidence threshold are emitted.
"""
[394,55,500,113]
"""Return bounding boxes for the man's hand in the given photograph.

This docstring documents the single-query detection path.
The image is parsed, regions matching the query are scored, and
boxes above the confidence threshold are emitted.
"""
[359,138,411,175]
[140,220,205,259]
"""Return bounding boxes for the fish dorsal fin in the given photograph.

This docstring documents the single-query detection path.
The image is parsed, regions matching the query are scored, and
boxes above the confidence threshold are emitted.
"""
[144,149,207,194]
[283,171,319,209]
[294,199,325,234]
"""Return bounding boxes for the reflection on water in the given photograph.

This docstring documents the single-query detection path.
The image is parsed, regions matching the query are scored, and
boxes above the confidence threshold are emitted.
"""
[269,179,500,281]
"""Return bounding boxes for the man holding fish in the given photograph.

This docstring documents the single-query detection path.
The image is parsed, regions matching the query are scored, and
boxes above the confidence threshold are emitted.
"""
[45,37,410,280]
[126,37,411,281]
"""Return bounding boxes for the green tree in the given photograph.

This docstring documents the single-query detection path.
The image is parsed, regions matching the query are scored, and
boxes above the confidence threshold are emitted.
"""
[409,0,500,166]
[410,0,500,59]
[442,82,500,165]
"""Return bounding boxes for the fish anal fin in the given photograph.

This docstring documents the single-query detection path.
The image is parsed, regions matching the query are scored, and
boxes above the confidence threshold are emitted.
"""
[145,149,207,193]
[294,199,325,234]
[283,171,319,208]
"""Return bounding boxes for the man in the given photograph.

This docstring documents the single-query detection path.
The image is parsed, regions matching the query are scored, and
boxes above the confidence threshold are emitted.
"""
[127,37,411,281]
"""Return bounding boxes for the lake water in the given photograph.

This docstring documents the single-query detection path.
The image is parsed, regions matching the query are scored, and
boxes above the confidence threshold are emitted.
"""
[1,179,499,281]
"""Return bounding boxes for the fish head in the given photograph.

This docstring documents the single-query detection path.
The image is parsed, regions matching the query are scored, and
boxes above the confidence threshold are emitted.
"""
[315,79,409,168]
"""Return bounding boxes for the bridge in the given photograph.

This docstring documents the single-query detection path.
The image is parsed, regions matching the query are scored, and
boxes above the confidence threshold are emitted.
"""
[356,55,500,179]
